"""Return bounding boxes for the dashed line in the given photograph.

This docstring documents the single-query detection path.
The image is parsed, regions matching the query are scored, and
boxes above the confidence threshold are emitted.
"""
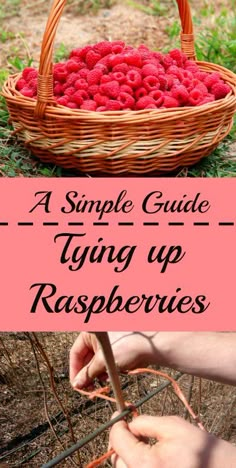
[168,222,184,226]
[143,222,159,226]
[218,222,234,226]
[68,222,84,226]
[0,221,236,227]
[193,222,209,226]
[18,222,34,226]
[43,222,59,226]
[118,222,134,226]
[93,222,109,226]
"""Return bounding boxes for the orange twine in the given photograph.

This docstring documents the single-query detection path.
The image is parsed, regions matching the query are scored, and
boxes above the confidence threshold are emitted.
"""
[76,369,205,467]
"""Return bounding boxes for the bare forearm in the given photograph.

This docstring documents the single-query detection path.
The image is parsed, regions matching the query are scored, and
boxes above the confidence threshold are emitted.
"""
[148,332,236,385]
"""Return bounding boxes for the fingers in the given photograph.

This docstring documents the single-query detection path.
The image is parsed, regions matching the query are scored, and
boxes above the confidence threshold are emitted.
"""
[69,333,91,384]
[129,415,194,441]
[72,348,106,388]
[110,419,147,467]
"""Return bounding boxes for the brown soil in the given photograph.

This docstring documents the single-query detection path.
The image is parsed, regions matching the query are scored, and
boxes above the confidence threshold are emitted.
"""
[1,1,175,69]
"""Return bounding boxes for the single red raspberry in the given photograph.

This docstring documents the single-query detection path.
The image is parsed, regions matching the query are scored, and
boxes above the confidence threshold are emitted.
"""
[66,60,80,73]
[20,87,35,98]
[81,100,97,111]
[188,89,203,106]
[72,90,89,105]
[105,100,122,110]
[94,41,113,57]
[143,76,160,92]
[182,78,194,91]
[87,68,103,86]
[96,106,107,112]
[118,92,135,109]
[79,68,89,79]
[22,67,37,80]
[159,75,168,90]
[69,47,83,58]
[124,51,142,68]
[94,93,109,106]
[181,70,193,80]
[26,70,38,82]
[161,54,174,69]
[96,55,111,68]
[53,66,68,83]
[16,78,27,91]
[211,82,231,99]
[120,84,134,95]
[142,64,159,78]
[145,104,157,109]
[138,44,151,60]
[112,44,124,54]
[149,89,164,107]
[162,95,179,108]
[54,83,63,95]
[142,58,159,67]
[194,82,208,96]
[28,78,38,92]
[136,96,156,110]
[112,63,129,74]
[94,63,109,74]
[65,73,79,87]
[135,87,147,100]
[126,70,142,88]
[88,85,100,96]
[64,86,75,97]
[100,80,120,99]
[204,72,221,90]
[86,50,101,69]
[194,71,208,81]
[167,65,183,81]
[153,51,164,62]
[169,49,187,66]
[110,72,126,84]
[184,60,199,73]
[75,78,89,91]
[69,57,86,69]
[171,85,189,104]
[108,54,125,69]
[57,96,69,106]
[67,101,78,109]
[100,74,112,84]
[199,95,215,105]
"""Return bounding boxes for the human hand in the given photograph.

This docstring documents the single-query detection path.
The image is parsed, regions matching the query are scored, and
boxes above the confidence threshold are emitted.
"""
[109,414,236,468]
[70,332,155,388]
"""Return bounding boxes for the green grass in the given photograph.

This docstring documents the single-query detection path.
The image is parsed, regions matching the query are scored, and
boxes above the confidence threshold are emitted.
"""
[125,0,167,16]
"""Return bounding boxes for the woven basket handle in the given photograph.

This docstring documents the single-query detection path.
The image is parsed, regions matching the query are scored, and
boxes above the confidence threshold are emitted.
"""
[35,0,195,118]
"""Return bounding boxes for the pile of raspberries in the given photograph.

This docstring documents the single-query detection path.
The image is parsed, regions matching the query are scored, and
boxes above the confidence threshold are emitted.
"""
[16,41,231,111]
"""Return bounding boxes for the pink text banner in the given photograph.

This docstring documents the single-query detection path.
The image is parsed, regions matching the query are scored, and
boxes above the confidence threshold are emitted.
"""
[0,178,235,331]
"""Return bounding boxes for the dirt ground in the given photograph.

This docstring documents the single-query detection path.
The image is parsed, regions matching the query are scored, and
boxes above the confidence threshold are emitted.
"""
[1,1,175,69]
[1,0,224,70]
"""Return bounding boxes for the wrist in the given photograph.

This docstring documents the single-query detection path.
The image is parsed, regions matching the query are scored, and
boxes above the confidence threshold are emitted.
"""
[148,332,197,369]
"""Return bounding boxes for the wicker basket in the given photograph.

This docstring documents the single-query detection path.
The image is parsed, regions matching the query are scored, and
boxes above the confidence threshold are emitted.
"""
[2,0,236,174]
